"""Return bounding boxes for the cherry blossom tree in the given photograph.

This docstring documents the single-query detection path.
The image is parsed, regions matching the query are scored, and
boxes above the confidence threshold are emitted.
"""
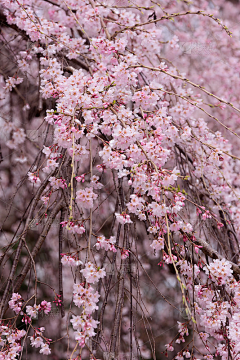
[1,0,240,359]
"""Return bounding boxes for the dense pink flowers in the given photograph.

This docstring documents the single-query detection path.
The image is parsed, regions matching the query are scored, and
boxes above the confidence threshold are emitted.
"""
[2,0,240,358]
[204,259,233,285]
[76,187,98,209]
[8,293,22,314]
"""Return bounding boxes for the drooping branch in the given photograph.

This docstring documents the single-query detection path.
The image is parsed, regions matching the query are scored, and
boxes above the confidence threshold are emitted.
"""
[1,197,64,317]
[0,170,57,318]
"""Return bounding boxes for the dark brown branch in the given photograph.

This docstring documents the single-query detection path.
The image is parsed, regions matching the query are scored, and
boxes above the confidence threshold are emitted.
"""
[0,11,89,73]
[59,208,66,318]
[194,236,240,276]
[1,198,64,317]
[0,171,56,318]
[13,198,64,292]
[0,11,29,41]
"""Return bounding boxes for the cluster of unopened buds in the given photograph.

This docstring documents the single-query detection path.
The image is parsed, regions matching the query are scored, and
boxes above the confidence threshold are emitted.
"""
[121,249,130,259]
[53,294,62,307]
[194,244,203,254]
[217,221,224,229]
[75,174,85,182]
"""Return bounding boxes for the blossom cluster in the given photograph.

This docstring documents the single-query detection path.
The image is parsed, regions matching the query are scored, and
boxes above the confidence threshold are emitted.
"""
[203,258,233,285]
[60,221,85,235]
[2,0,240,358]
[0,326,26,360]
[6,294,52,357]
[76,187,98,209]
[8,293,23,314]
[70,262,106,348]
[80,262,106,284]
[95,235,117,252]
[30,327,51,355]
[61,254,83,267]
